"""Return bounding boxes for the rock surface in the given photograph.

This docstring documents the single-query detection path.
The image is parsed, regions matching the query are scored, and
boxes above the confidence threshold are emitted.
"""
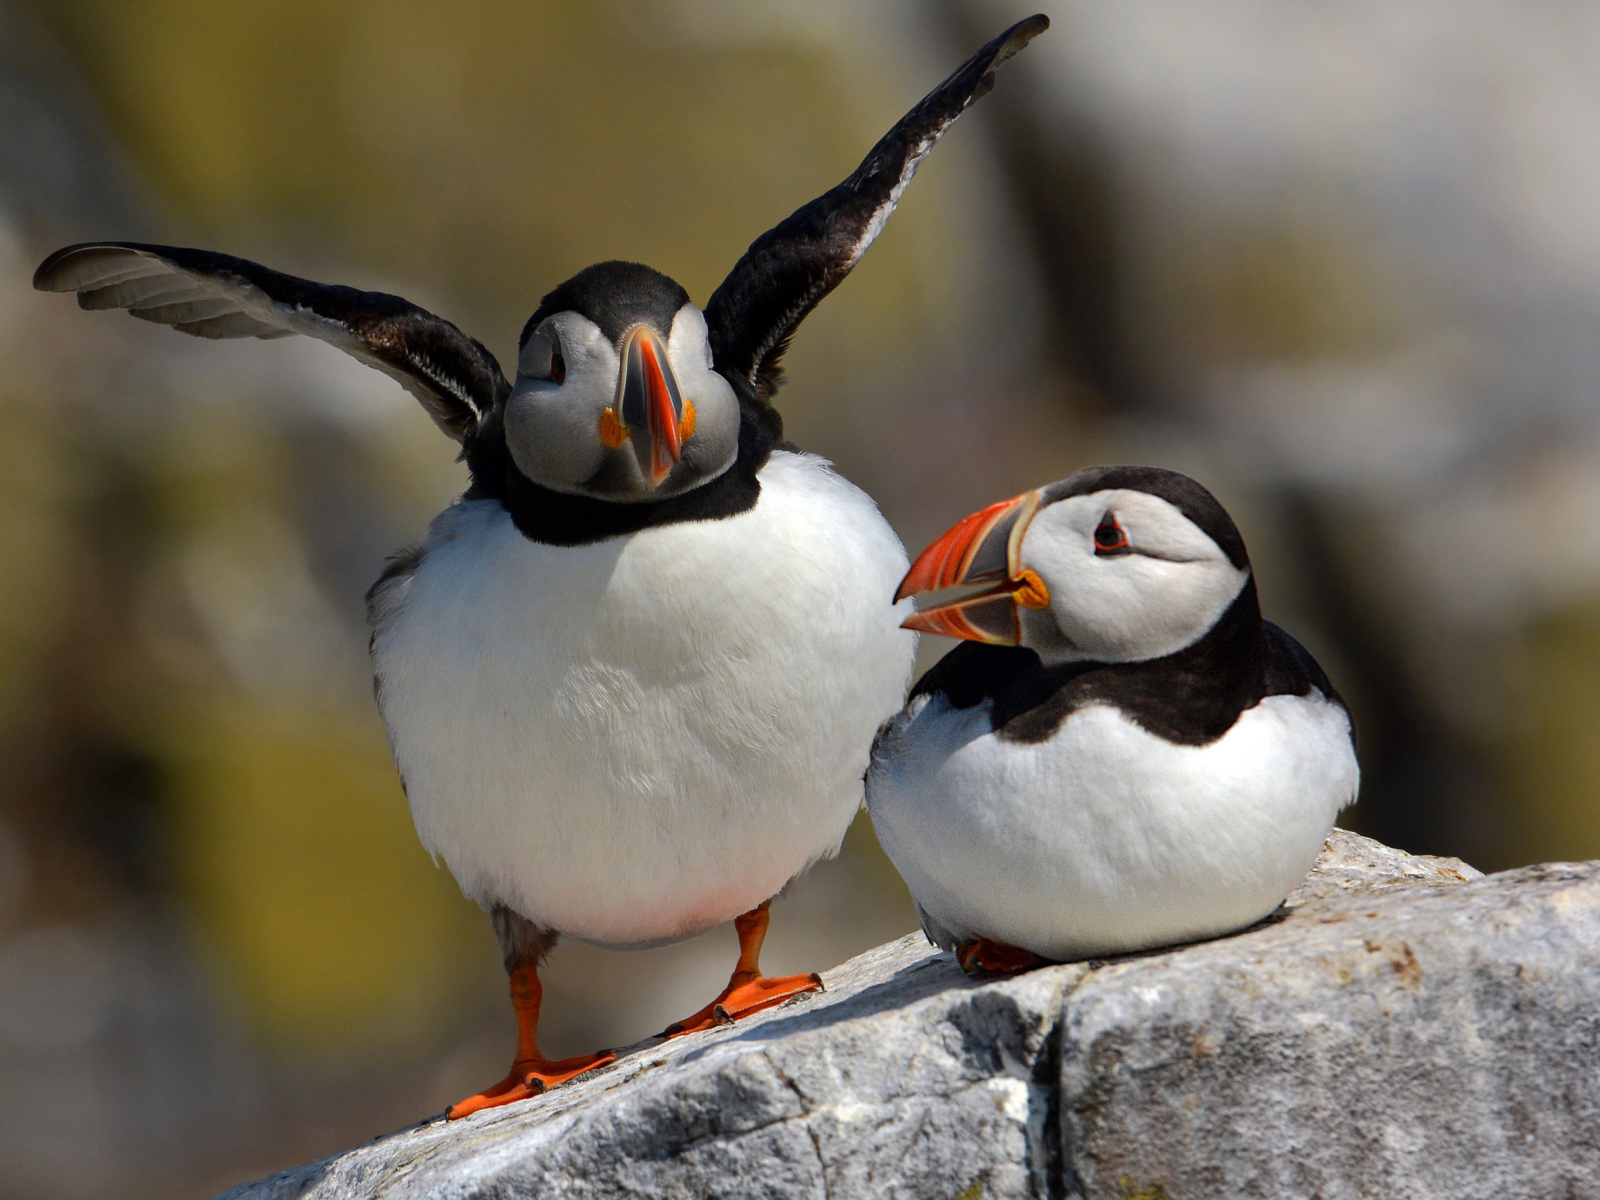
[217,831,1600,1199]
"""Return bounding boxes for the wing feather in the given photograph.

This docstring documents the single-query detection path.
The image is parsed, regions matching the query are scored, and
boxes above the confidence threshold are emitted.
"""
[704,15,1047,403]
[169,312,290,339]
[35,242,507,442]
[127,296,246,324]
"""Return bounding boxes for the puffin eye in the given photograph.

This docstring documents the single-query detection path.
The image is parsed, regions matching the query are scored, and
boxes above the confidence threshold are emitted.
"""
[1094,512,1130,556]
[550,347,566,383]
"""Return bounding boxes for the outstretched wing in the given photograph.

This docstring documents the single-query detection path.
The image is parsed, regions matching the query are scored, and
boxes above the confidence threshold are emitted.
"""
[34,242,507,442]
[704,14,1048,403]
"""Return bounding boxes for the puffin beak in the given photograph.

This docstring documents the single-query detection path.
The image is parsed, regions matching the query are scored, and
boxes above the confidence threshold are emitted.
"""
[616,324,686,486]
[895,490,1048,644]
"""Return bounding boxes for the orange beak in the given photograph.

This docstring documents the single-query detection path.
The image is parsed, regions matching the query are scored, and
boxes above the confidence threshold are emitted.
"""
[616,324,685,486]
[896,490,1049,644]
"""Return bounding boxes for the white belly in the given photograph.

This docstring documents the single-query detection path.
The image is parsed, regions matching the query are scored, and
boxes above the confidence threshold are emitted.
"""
[370,451,916,947]
[866,691,1358,960]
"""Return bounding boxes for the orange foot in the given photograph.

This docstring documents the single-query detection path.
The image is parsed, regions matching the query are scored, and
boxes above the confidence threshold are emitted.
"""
[664,970,824,1036]
[662,901,824,1037]
[446,1050,616,1119]
[956,938,1046,978]
[446,957,615,1120]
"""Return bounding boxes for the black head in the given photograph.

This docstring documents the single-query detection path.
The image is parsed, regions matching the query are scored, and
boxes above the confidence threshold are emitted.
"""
[504,261,740,503]
[31,21,1051,548]
[1040,466,1249,571]
[519,261,691,350]
[899,465,1255,665]
[494,16,1050,521]
[486,16,1050,531]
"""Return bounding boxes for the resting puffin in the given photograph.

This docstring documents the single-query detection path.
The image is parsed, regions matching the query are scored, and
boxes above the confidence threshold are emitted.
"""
[867,466,1359,974]
[35,16,1049,1114]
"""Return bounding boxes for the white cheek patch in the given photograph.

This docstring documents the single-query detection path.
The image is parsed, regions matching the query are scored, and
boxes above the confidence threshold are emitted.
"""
[504,323,621,491]
[1020,491,1251,664]
[517,323,559,380]
[1115,492,1229,563]
[666,305,740,483]
[1053,557,1249,662]
[504,305,740,497]
[668,303,716,372]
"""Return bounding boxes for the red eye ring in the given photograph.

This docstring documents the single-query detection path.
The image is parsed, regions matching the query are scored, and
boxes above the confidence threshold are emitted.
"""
[550,348,566,383]
[1094,512,1129,554]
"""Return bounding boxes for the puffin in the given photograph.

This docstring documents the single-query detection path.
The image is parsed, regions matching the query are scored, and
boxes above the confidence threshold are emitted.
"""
[866,465,1359,974]
[34,16,1049,1115]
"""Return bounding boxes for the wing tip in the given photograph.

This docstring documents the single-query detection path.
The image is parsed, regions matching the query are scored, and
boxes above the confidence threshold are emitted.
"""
[935,14,1049,124]
[1008,13,1051,50]
[983,14,1050,78]
[701,12,1051,389]
[32,241,154,293]
[32,243,87,292]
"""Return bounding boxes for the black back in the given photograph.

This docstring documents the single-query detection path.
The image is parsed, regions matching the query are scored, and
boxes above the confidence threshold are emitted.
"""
[908,579,1351,748]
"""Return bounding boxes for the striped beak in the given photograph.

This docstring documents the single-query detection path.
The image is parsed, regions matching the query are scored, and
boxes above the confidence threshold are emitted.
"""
[896,490,1049,644]
[616,324,685,486]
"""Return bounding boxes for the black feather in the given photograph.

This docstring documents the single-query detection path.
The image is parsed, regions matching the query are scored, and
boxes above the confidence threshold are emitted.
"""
[909,580,1353,749]
[518,261,689,350]
[1040,464,1251,570]
[34,241,508,442]
[703,14,1048,403]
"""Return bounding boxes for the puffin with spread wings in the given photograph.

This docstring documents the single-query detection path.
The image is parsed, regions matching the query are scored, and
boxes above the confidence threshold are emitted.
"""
[36,16,1048,1116]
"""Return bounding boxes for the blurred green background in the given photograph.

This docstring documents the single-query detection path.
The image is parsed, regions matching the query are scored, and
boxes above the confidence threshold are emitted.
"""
[2,2,1598,1196]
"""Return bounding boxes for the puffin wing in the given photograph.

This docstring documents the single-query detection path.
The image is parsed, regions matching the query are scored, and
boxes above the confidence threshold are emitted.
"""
[703,14,1048,402]
[33,241,506,442]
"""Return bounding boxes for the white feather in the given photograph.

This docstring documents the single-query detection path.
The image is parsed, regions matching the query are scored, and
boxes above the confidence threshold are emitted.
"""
[370,451,916,947]
[1018,491,1251,665]
[867,691,1358,960]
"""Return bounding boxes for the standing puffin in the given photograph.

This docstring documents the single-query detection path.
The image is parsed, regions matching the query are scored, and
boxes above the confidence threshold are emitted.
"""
[867,466,1359,974]
[35,17,1048,1114]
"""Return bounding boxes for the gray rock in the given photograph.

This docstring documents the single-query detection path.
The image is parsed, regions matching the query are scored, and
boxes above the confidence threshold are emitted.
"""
[216,830,1600,1200]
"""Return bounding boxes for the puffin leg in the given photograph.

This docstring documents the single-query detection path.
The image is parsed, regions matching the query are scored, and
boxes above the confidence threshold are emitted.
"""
[955,938,1046,978]
[663,901,823,1037]
[447,912,615,1120]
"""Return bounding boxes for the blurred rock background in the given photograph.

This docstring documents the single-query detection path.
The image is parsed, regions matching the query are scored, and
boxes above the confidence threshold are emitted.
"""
[0,1,1595,1196]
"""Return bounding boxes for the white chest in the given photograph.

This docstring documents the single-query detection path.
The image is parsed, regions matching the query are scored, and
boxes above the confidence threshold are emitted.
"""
[866,691,1358,959]
[370,451,916,946]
